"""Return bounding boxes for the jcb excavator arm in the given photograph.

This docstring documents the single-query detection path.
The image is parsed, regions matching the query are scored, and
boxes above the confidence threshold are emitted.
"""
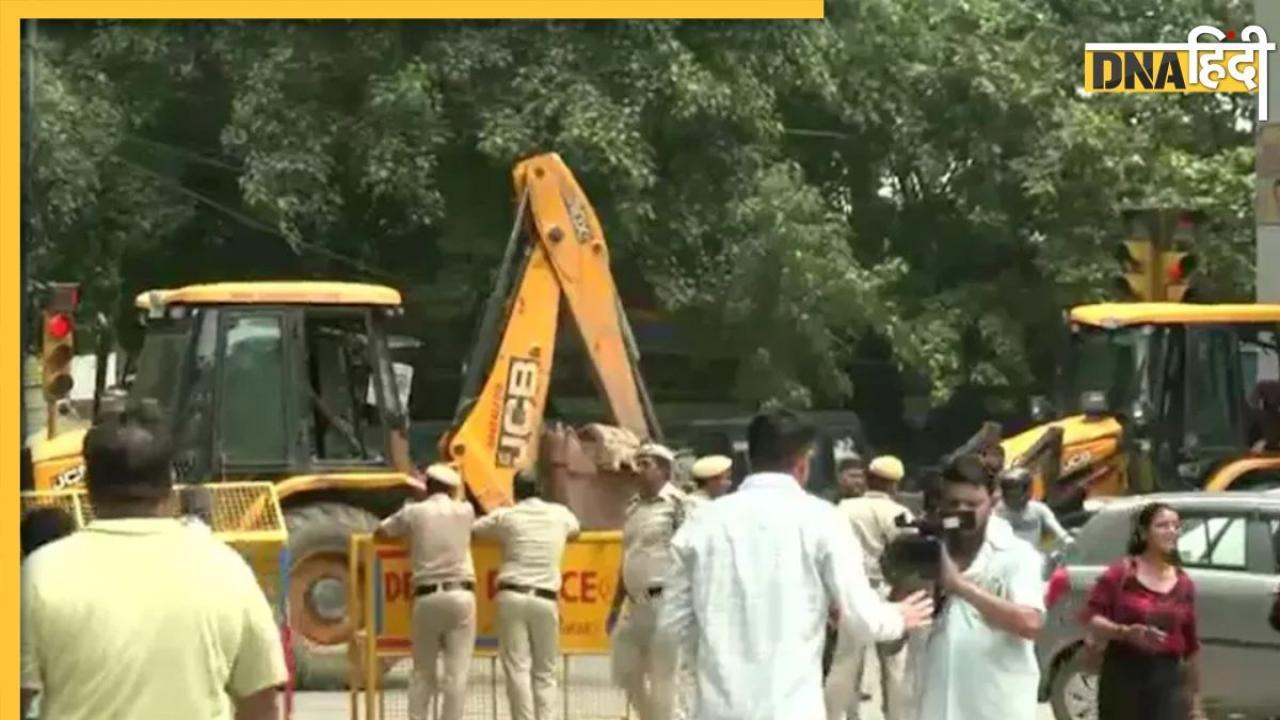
[440,152,661,513]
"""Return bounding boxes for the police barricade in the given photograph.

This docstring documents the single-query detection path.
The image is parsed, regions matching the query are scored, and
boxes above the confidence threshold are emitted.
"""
[348,531,632,720]
[19,483,294,718]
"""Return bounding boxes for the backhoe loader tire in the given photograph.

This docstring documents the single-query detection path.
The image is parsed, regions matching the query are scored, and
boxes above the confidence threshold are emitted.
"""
[285,501,382,690]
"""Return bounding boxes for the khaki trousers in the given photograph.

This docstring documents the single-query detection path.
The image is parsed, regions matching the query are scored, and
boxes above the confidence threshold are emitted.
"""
[610,601,680,720]
[823,586,917,720]
[496,591,560,720]
[410,590,477,720]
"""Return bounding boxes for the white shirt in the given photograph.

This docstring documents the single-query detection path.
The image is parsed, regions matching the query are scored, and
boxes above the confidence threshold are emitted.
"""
[180,516,213,534]
[472,498,580,592]
[994,499,1068,549]
[918,516,1045,720]
[656,473,904,720]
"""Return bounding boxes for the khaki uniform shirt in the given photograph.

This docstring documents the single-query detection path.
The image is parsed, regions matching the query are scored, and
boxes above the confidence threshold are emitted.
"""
[621,482,690,600]
[21,518,287,720]
[381,493,476,587]
[687,489,713,511]
[836,491,913,584]
[473,498,580,592]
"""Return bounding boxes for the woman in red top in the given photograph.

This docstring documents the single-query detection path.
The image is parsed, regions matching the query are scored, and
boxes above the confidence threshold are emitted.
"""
[1082,502,1204,720]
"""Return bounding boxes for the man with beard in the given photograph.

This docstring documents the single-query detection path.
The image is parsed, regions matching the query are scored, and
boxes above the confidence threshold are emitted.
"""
[917,454,1045,720]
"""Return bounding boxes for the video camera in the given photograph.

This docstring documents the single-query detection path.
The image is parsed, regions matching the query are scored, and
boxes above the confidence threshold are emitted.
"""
[883,510,977,581]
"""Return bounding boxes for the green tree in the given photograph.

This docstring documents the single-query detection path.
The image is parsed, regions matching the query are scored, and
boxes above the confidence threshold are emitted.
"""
[27,9,1257,412]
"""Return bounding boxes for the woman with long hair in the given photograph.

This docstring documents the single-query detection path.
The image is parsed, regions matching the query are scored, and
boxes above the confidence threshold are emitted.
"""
[1082,502,1205,720]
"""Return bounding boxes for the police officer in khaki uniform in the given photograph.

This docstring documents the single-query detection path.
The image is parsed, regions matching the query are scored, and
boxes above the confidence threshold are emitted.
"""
[824,456,916,720]
[473,469,581,720]
[688,455,733,507]
[376,464,476,720]
[607,442,689,720]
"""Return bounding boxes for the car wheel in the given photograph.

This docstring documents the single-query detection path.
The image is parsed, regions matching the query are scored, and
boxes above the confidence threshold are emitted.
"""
[1050,648,1099,720]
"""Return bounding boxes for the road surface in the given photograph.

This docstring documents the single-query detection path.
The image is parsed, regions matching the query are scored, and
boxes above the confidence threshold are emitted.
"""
[291,654,1058,719]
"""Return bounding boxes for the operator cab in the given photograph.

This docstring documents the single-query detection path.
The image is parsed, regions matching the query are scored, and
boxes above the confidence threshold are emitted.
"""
[115,282,409,482]
[1043,304,1280,490]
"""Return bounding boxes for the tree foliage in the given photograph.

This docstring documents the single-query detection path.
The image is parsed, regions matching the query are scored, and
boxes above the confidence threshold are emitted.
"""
[27,4,1257,417]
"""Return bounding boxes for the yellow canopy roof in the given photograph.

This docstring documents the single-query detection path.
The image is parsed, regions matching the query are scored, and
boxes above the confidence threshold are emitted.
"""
[135,281,401,309]
[1070,303,1280,328]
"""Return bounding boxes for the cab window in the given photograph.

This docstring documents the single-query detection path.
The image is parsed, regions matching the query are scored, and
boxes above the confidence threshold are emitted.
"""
[302,312,386,463]
[1184,327,1244,450]
[130,315,194,423]
[218,313,289,466]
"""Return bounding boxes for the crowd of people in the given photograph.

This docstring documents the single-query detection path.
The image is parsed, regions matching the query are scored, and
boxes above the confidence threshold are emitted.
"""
[20,405,1239,720]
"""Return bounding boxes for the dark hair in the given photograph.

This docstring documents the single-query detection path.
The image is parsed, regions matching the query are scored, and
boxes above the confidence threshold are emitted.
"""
[747,408,818,472]
[940,453,995,494]
[1127,502,1179,556]
[83,418,174,502]
[514,468,539,501]
[21,506,75,558]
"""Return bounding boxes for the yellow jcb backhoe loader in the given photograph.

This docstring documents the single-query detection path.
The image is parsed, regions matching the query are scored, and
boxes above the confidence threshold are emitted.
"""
[1000,303,1280,519]
[26,281,422,689]
[24,151,665,689]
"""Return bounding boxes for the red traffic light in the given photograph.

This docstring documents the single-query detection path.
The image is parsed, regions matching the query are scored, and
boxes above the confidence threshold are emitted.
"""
[1165,254,1197,283]
[47,313,73,340]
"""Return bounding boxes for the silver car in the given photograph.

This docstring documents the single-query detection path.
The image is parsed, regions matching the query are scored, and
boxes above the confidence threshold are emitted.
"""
[1037,492,1280,720]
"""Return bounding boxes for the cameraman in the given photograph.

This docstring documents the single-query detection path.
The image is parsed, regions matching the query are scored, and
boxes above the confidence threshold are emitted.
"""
[918,455,1045,720]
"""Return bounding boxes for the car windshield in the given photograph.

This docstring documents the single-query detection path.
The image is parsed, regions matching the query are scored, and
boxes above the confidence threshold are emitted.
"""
[1064,325,1154,415]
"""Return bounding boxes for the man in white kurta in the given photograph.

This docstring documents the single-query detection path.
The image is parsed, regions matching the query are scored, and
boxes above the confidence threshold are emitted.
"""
[655,408,934,720]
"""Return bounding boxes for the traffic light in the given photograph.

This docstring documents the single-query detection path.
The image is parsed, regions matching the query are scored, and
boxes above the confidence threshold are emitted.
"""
[1116,208,1200,302]
[41,283,78,401]
[1162,251,1198,302]
[1162,211,1200,302]
[1115,239,1157,301]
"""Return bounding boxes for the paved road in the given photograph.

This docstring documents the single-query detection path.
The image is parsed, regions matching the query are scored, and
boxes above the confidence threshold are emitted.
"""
[293,692,1057,720]
[291,653,1058,719]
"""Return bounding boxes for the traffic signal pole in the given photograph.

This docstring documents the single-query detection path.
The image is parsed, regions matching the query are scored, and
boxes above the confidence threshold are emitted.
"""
[1255,0,1279,380]
[21,19,36,443]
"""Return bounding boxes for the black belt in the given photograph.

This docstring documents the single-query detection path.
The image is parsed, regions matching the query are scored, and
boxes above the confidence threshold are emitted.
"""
[498,582,558,602]
[415,581,475,597]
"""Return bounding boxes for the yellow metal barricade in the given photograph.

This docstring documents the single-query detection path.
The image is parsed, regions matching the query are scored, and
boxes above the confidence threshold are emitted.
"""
[349,532,634,720]
[22,483,289,613]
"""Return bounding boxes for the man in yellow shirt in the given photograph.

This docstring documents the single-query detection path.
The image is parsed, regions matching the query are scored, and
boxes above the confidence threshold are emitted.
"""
[20,417,287,720]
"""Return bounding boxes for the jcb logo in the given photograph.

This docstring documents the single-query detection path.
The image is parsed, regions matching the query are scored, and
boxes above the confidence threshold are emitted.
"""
[54,464,86,489]
[562,187,594,243]
[496,358,539,468]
